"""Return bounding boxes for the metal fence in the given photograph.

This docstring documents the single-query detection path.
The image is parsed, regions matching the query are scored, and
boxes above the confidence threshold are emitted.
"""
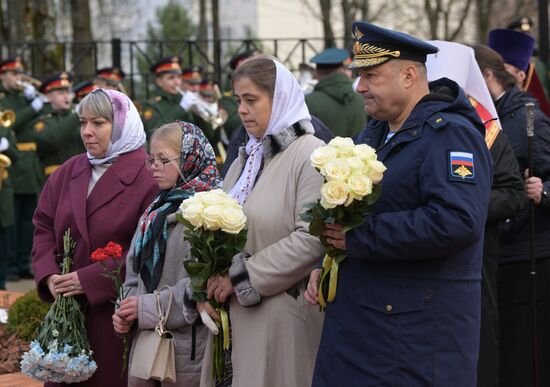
[0,37,346,99]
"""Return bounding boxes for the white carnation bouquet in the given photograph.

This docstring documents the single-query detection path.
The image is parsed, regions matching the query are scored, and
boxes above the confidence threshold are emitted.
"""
[301,137,386,309]
[20,229,97,383]
[176,189,247,382]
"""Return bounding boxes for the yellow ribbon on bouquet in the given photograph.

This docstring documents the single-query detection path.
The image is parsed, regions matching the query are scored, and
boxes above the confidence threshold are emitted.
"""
[317,253,340,309]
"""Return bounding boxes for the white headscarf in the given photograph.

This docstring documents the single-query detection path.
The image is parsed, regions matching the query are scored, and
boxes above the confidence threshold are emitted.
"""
[426,40,501,130]
[78,88,146,165]
[229,58,311,204]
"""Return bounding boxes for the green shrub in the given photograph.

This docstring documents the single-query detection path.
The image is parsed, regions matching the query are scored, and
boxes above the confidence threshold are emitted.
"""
[6,289,50,341]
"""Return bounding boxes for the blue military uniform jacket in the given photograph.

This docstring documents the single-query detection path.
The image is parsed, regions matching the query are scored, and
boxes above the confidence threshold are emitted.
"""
[313,78,493,387]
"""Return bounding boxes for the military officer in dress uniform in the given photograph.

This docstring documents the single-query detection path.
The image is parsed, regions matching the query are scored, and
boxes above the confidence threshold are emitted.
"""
[0,124,18,289]
[94,67,126,93]
[1,57,45,281]
[305,47,366,137]
[31,72,83,179]
[140,57,213,141]
[307,21,493,387]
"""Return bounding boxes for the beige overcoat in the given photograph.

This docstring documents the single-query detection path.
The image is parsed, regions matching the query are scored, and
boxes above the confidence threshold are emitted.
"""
[200,122,325,387]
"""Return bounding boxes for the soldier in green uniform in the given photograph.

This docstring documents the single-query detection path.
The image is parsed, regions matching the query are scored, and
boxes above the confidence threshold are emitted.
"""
[73,80,97,104]
[0,57,45,281]
[181,65,202,91]
[95,67,126,93]
[305,48,366,137]
[32,72,83,178]
[141,57,213,141]
[0,125,18,289]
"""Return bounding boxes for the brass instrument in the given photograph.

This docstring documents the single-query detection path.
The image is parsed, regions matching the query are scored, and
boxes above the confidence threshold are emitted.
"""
[19,74,42,88]
[0,153,11,190]
[0,109,15,127]
[176,86,228,129]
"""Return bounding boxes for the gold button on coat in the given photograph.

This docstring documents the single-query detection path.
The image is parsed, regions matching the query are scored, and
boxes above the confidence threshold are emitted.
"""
[385,304,393,312]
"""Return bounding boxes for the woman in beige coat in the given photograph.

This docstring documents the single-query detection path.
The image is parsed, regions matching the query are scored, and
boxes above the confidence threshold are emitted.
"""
[113,121,223,386]
[201,56,325,387]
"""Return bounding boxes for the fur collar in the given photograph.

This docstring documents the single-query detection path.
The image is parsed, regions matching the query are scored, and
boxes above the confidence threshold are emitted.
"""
[238,119,314,161]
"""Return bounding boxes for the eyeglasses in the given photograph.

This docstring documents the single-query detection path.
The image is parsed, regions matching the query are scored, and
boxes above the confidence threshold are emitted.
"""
[144,157,180,171]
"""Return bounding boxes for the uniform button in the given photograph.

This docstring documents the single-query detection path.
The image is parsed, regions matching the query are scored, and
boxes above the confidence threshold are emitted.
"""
[412,130,417,136]
[385,304,393,312]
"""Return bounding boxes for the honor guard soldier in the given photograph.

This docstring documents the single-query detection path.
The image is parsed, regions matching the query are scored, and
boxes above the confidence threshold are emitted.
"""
[140,57,212,140]
[31,72,83,178]
[181,65,202,91]
[1,57,45,281]
[73,80,97,104]
[305,47,366,137]
[95,67,126,93]
[309,21,493,387]
[0,121,18,289]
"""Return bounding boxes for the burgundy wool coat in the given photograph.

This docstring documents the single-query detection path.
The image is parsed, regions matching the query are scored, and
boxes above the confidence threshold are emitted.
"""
[32,148,158,387]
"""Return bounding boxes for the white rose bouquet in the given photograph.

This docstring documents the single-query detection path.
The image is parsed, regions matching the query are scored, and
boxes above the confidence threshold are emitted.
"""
[301,137,386,309]
[176,189,247,381]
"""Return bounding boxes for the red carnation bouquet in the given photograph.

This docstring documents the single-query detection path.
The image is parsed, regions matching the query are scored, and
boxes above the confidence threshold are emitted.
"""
[90,241,129,374]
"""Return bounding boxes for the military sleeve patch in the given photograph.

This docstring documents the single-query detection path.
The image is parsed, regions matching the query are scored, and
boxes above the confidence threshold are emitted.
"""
[448,151,475,183]
[143,108,153,121]
[34,121,45,133]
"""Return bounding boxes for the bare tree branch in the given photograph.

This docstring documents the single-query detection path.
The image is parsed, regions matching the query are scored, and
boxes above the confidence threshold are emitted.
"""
[447,0,473,41]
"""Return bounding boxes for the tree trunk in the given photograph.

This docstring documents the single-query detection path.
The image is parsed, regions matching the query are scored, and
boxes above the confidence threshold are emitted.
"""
[212,0,221,83]
[197,0,208,69]
[341,0,354,49]
[424,0,441,40]
[70,0,94,78]
[0,0,8,44]
[7,0,27,51]
[320,0,335,48]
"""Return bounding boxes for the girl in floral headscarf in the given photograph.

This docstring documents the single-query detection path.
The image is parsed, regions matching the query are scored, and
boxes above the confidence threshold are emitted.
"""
[113,121,222,387]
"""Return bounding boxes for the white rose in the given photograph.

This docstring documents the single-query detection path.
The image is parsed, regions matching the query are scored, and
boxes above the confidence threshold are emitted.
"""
[220,206,247,234]
[181,201,204,228]
[353,144,377,161]
[202,204,224,230]
[310,146,338,170]
[346,156,366,173]
[367,159,387,184]
[347,174,373,200]
[322,158,351,181]
[320,180,350,209]
[328,136,355,157]
[198,189,228,206]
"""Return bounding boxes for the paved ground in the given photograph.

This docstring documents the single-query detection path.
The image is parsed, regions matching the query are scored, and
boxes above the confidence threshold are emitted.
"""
[5,280,35,294]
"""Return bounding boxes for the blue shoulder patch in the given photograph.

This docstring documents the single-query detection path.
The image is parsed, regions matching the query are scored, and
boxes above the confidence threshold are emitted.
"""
[448,151,476,184]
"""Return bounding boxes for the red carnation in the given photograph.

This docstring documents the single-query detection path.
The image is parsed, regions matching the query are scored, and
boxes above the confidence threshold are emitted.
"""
[104,242,123,259]
[90,242,123,262]
[90,248,109,262]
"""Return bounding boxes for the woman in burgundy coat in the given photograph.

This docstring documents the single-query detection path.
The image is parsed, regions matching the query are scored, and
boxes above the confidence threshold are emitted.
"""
[32,89,158,386]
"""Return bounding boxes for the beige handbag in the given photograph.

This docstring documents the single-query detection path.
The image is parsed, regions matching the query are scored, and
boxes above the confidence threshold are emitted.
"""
[129,286,176,383]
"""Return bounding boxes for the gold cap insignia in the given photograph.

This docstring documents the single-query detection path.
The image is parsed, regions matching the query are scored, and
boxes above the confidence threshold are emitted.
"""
[350,42,401,69]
